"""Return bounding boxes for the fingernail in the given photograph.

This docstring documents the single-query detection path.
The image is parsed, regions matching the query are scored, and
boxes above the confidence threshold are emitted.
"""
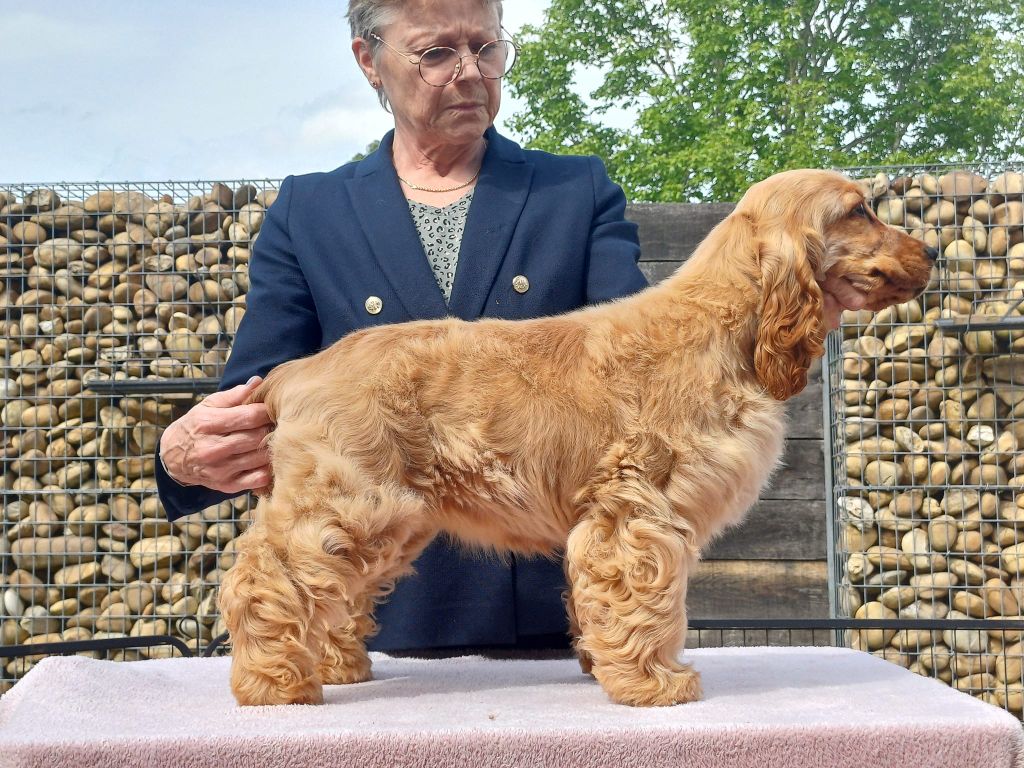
[246,376,260,386]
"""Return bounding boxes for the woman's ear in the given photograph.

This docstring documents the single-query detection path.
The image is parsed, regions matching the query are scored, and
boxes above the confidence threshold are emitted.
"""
[753,226,826,401]
[352,37,379,86]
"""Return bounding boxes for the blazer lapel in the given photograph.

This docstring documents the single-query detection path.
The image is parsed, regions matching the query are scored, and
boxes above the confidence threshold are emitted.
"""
[345,130,449,320]
[447,128,533,320]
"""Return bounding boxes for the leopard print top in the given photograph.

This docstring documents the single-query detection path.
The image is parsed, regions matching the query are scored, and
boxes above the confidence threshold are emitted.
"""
[407,189,474,305]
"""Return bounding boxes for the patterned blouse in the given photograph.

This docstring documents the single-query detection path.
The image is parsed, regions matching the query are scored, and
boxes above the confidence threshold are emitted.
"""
[407,190,474,305]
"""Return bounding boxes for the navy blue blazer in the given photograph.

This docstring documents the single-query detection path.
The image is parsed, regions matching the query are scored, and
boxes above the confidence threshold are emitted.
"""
[156,126,648,651]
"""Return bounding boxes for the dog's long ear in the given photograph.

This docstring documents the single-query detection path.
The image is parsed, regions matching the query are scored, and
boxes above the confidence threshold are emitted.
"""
[754,224,826,401]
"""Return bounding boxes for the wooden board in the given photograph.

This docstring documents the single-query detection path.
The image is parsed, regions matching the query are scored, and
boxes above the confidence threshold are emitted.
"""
[687,560,829,620]
[759,438,825,501]
[628,202,736,263]
[786,362,824,440]
[686,627,834,648]
[703,499,827,562]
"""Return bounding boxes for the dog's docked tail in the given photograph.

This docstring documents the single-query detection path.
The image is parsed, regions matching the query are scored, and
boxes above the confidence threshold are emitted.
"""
[244,359,305,423]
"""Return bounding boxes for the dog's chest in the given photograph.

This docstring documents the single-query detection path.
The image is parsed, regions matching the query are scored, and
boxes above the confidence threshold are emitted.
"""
[665,393,787,542]
[722,409,786,522]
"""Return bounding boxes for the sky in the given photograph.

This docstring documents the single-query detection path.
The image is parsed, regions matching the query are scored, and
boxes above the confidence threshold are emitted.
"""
[0,1,551,183]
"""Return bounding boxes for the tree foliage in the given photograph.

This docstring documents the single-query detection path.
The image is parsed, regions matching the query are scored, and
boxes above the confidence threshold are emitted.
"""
[350,140,381,162]
[506,0,1024,201]
[352,141,385,162]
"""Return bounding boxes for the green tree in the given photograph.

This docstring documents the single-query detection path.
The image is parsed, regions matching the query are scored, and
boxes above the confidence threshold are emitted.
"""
[506,0,1024,201]
[350,140,381,162]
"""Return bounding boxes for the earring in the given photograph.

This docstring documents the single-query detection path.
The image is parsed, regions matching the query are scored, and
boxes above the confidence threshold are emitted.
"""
[370,79,380,89]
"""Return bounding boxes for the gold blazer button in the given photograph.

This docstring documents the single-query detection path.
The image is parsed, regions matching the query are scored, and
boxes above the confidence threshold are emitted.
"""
[365,296,383,315]
[512,275,530,294]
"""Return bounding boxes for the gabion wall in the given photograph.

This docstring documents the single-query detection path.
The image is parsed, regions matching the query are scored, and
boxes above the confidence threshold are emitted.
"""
[0,181,276,692]
[828,164,1024,716]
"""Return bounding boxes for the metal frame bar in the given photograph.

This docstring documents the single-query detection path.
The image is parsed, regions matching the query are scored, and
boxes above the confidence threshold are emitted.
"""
[822,334,840,631]
[934,317,1024,333]
[4,618,1022,663]
[84,378,222,395]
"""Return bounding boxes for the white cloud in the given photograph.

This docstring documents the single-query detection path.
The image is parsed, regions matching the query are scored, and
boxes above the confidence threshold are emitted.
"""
[0,0,551,183]
[299,105,394,148]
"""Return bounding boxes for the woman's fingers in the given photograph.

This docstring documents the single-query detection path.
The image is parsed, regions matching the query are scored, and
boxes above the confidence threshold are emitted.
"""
[197,401,272,433]
[195,425,273,464]
[821,274,867,309]
[189,448,272,492]
[195,377,273,433]
[158,376,274,490]
[822,291,844,331]
[194,464,273,496]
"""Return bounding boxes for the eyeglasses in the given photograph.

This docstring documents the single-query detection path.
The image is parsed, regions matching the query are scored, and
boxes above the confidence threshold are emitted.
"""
[371,33,518,87]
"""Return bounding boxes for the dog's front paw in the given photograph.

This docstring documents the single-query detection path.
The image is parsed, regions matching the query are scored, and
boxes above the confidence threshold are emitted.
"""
[320,652,372,685]
[232,672,325,706]
[576,650,595,677]
[600,663,703,707]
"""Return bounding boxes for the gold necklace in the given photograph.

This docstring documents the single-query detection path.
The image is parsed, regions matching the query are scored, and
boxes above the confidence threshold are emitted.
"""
[396,167,480,193]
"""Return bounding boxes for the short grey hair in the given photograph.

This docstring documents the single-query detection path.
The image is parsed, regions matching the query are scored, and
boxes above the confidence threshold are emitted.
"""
[346,0,504,111]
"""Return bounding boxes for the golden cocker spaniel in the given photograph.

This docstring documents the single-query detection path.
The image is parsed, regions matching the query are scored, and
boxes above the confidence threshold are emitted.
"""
[219,169,935,707]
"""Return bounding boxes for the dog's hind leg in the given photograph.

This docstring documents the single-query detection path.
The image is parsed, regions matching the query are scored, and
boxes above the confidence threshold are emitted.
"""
[317,599,375,686]
[564,584,594,676]
[318,525,435,685]
[219,505,325,706]
[220,480,430,704]
[274,448,433,690]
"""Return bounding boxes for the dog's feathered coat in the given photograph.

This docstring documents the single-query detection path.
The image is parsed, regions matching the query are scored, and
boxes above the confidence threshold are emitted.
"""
[219,169,934,707]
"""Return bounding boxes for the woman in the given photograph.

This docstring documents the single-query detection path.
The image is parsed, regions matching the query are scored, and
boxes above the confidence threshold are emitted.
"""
[157,0,865,652]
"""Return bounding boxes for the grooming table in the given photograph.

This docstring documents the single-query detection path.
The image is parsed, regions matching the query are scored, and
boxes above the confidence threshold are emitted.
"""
[0,646,1020,768]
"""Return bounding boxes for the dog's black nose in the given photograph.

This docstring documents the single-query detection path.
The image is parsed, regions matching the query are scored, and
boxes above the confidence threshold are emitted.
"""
[925,246,939,261]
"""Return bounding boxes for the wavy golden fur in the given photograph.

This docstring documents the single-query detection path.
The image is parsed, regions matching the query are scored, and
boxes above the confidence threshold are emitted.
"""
[219,169,934,707]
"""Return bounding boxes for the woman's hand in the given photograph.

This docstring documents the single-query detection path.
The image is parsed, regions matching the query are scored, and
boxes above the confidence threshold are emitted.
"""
[820,274,868,332]
[158,376,274,494]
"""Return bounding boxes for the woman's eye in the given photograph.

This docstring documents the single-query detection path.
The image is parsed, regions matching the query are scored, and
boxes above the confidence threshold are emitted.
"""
[420,48,453,65]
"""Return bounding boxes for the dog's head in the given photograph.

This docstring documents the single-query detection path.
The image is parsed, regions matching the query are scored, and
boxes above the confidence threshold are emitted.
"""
[734,169,935,400]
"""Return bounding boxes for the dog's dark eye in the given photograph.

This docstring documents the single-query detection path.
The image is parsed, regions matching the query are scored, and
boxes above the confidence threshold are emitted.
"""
[851,203,869,218]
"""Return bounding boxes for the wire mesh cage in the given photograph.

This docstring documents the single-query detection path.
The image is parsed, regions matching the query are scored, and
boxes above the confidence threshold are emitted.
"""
[826,162,1024,716]
[0,180,279,693]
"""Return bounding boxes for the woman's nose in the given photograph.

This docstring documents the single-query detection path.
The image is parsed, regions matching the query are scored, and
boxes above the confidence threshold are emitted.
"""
[454,55,484,82]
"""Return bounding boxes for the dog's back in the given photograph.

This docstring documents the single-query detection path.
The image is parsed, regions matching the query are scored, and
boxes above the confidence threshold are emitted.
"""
[244,324,407,423]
